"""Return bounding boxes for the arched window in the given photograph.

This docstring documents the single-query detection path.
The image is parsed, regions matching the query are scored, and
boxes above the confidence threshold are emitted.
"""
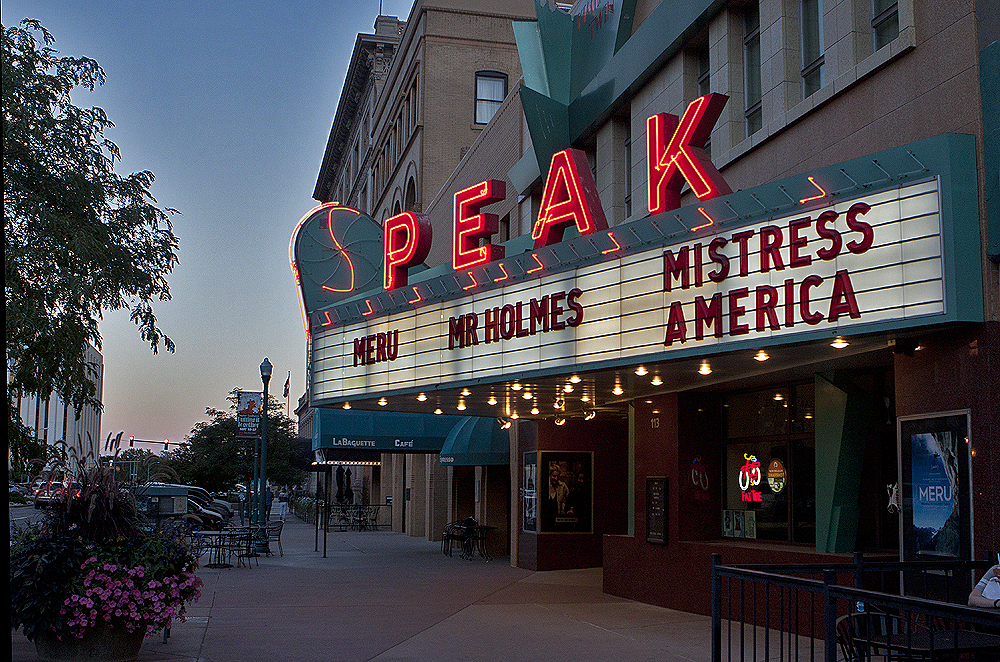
[475,71,507,124]
[404,177,417,212]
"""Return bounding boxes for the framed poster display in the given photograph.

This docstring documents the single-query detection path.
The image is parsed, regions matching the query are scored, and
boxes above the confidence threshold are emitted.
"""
[539,452,592,533]
[646,477,667,544]
[523,453,537,532]
[898,411,971,560]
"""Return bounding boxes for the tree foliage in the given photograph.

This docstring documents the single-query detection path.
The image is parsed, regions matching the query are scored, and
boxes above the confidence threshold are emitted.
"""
[160,389,309,492]
[4,20,179,414]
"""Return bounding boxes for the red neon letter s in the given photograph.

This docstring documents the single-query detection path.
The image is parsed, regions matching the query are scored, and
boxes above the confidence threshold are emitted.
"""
[453,179,506,270]
[383,211,432,291]
[531,148,608,248]
[647,93,732,215]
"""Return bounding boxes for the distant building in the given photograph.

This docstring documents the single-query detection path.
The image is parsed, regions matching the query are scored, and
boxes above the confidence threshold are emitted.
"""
[13,342,104,467]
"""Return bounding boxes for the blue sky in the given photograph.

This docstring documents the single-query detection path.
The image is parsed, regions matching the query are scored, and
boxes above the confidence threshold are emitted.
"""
[3,0,415,450]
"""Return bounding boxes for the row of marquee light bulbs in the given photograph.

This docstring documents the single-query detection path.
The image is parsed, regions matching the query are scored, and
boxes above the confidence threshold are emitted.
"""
[339,336,854,424]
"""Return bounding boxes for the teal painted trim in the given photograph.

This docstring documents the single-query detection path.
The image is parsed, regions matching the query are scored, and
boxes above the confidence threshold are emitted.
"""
[534,0,573,104]
[520,84,571,178]
[935,134,984,322]
[513,21,549,98]
[566,0,635,102]
[814,373,869,553]
[980,40,1000,258]
[615,0,639,54]
[569,0,727,143]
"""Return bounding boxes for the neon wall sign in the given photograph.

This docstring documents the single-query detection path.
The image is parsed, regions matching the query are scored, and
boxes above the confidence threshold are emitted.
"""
[739,453,762,502]
[366,94,730,294]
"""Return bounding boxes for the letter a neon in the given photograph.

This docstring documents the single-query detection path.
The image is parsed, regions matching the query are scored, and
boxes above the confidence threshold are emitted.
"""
[531,148,608,248]
[647,93,732,215]
[383,211,432,290]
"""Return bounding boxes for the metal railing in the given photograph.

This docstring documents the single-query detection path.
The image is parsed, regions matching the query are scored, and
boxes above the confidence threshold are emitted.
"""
[711,552,999,662]
[325,503,391,531]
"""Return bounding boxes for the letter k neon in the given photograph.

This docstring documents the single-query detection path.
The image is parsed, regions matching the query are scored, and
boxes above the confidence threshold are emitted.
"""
[647,93,733,215]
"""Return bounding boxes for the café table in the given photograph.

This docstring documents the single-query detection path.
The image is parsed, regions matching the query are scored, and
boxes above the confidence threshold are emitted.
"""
[201,530,234,568]
[460,525,498,562]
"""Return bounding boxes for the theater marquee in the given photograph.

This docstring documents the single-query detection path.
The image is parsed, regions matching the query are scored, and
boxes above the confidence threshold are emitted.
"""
[293,133,980,408]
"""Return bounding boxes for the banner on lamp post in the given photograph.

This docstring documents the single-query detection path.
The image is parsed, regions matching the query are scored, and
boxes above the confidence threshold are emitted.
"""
[236,391,263,438]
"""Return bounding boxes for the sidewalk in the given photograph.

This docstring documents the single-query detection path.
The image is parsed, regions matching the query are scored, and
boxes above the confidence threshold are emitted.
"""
[11,510,712,661]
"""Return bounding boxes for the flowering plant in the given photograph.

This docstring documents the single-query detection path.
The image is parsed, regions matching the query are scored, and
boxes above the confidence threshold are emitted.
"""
[10,458,203,642]
[59,542,202,638]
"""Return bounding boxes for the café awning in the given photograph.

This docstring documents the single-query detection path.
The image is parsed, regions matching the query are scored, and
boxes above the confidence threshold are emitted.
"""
[439,417,510,466]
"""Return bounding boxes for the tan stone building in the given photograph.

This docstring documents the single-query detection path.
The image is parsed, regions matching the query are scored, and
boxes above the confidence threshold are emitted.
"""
[310,1,536,542]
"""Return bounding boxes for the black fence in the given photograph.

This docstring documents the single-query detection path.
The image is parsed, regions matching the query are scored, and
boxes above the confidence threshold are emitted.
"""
[711,552,999,661]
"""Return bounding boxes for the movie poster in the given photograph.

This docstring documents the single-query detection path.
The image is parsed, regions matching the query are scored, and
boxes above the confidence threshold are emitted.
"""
[910,431,960,556]
[539,452,592,533]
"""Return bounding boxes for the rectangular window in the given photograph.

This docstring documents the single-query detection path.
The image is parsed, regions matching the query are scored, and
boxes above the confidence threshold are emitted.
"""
[744,4,762,137]
[475,72,507,124]
[872,0,899,51]
[801,0,825,98]
[698,45,711,97]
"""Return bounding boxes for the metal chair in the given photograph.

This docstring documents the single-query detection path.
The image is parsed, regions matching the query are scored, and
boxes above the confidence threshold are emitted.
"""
[441,520,466,557]
[265,520,284,556]
[228,527,259,567]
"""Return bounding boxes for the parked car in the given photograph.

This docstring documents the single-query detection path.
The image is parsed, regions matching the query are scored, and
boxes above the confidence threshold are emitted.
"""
[135,483,228,529]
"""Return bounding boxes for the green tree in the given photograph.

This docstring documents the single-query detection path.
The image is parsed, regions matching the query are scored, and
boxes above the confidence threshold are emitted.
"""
[160,389,308,492]
[4,20,179,420]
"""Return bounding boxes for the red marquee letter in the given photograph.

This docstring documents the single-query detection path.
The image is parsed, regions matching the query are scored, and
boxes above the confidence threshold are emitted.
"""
[453,179,506,270]
[383,211,432,291]
[647,93,732,215]
[531,148,608,248]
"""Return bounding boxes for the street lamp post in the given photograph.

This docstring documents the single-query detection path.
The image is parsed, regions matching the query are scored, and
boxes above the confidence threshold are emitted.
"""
[258,358,272,549]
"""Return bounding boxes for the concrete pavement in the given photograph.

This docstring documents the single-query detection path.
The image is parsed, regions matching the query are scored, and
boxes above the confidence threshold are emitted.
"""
[11,506,713,661]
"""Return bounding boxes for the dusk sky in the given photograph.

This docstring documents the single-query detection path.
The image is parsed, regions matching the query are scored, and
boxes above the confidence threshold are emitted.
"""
[3,0,415,451]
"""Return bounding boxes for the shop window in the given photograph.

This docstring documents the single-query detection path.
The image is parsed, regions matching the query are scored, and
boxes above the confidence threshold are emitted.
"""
[872,0,899,51]
[801,0,825,98]
[475,71,507,124]
[723,384,815,544]
[743,4,762,136]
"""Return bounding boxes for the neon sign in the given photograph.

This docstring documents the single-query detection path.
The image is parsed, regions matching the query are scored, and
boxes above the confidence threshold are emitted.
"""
[531,148,608,248]
[383,211,432,290]
[453,179,506,270]
[647,93,732,215]
[739,453,762,502]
